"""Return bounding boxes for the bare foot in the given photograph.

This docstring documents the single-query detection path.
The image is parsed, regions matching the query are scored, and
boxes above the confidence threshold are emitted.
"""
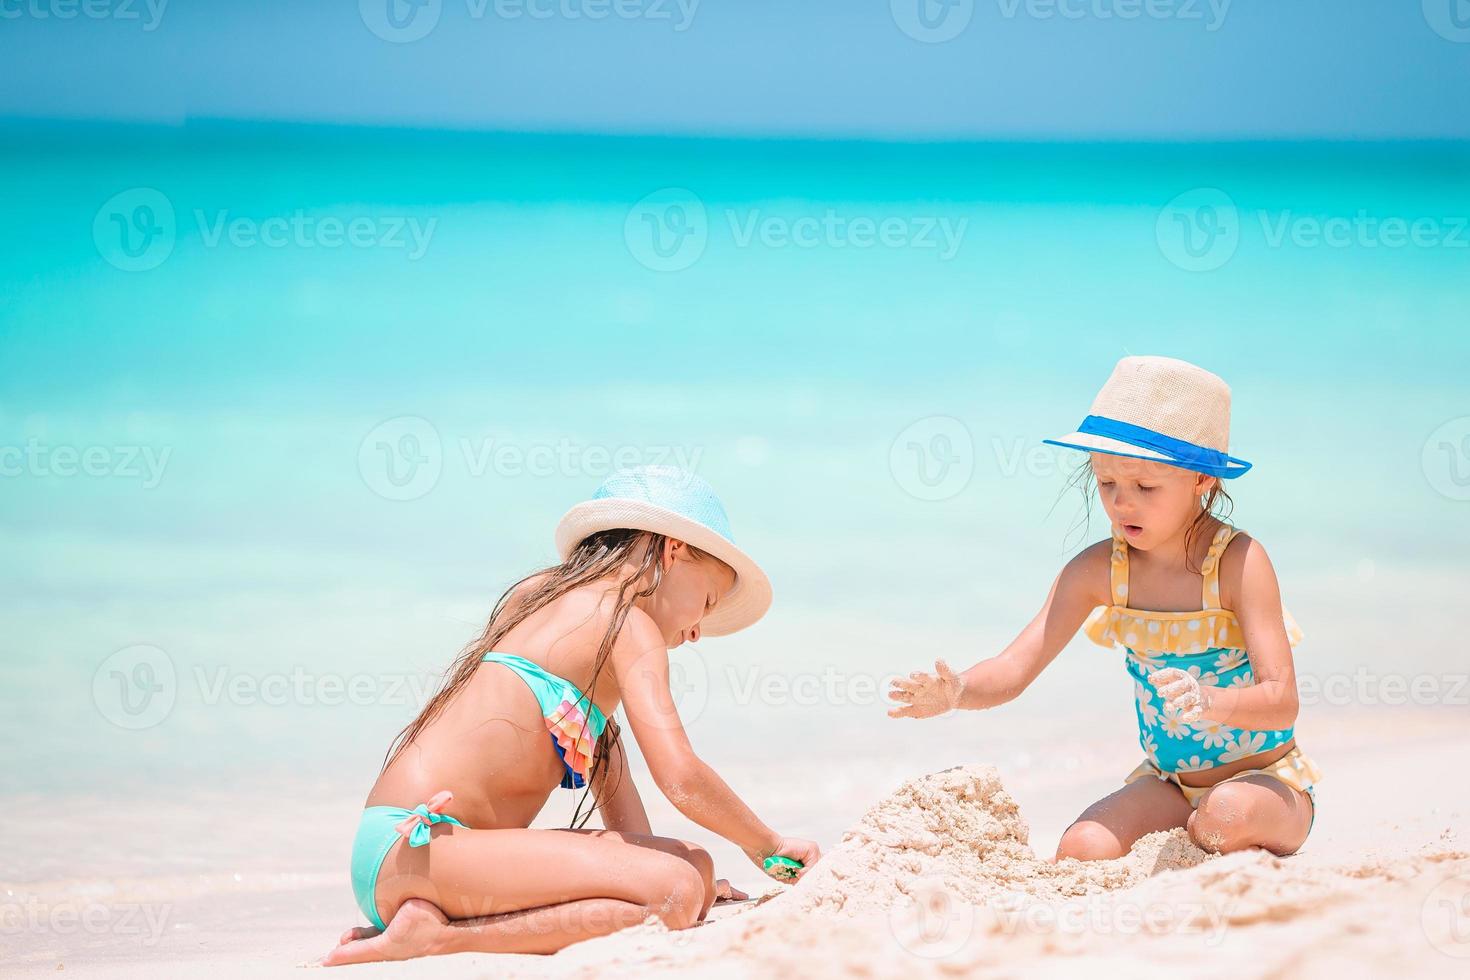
[320,900,449,966]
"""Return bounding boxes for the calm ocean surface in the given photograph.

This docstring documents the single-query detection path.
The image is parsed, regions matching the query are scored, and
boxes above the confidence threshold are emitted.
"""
[3,123,1467,817]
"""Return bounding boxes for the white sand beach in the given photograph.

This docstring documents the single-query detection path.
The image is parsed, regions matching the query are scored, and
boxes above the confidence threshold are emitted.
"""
[7,705,1467,979]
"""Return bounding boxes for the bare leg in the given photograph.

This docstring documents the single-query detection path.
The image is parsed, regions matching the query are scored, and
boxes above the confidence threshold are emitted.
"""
[561,829,719,920]
[1187,775,1313,855]
[322,826,709,966]
[1055,776,1194,862]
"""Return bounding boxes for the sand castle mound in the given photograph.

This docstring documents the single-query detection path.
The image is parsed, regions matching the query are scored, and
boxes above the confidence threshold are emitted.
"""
[786,764,1212,916]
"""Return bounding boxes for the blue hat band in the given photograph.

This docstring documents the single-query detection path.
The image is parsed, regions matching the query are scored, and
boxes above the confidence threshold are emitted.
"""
[1068,415,1252,478]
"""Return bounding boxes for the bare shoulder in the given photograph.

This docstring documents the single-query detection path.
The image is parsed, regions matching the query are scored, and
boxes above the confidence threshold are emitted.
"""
[1059,538,1114,606]
[1219,530,1272,571]
[497,574,625,645]
[610,605,668,664]
[1218,531,1280,604]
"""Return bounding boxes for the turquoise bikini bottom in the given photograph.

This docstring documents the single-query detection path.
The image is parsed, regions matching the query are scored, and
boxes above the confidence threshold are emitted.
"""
[350,799,467,931]
[349,653,608,929]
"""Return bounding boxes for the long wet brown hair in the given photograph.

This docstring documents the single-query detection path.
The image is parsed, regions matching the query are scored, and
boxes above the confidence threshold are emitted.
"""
[382,527,712,828]
[1063,459,1234,573]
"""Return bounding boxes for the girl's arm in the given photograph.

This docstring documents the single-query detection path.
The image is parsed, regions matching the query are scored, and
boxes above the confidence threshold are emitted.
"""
[1156,535,1299,731]
[889,542,1110,718]
[609,609,820,870]
[591,719,653,835]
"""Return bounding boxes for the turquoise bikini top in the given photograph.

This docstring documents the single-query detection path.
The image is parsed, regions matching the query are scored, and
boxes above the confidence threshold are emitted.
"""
[482,652,608,790]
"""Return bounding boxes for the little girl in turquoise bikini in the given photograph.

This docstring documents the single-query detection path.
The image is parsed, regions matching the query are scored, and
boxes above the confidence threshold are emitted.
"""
[891,356,1321,859]
[324,467,820,966]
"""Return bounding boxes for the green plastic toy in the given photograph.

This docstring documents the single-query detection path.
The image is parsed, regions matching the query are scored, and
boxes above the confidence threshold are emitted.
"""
[763,855,803,881]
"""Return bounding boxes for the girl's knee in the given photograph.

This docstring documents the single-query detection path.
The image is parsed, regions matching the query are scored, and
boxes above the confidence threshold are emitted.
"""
[675,841,717,918]
[1056,821,1127,862]
[638,852,706,931]
[1189,782,1262,853]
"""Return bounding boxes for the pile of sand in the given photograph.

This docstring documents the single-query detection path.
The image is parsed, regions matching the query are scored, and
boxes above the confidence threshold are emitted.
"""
[784,764,1211,916]
[538,764,1470,980]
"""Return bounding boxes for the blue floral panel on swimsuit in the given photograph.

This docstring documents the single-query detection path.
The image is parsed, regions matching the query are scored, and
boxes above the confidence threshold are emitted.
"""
[1126,645,1294,774]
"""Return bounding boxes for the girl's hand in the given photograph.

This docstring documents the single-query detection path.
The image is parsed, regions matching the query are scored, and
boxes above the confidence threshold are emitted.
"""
[1149,667,1212,723]
[748,836,822,881]
[887,659,965,719]
[714,878,749,902]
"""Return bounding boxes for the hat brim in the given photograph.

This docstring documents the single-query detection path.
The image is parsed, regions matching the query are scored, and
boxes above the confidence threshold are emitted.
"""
[554,500,772,637]
[1044,434,1251,478]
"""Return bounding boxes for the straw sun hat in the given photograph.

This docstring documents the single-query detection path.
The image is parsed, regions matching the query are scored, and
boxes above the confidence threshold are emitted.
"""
[554,466,772,637]
[1044,356,1252,478]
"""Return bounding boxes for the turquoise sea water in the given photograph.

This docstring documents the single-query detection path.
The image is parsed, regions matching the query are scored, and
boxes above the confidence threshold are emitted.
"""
[2,123,1468,805]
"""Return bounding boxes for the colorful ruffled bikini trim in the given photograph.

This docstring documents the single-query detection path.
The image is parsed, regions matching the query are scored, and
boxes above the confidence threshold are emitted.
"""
[546,698,598,789]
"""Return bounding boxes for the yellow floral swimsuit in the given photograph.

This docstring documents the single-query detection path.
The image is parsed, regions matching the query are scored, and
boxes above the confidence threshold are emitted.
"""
[1084,526,1321,809]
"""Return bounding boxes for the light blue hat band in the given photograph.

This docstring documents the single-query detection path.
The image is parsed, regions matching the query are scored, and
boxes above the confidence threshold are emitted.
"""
[590,469,736,543]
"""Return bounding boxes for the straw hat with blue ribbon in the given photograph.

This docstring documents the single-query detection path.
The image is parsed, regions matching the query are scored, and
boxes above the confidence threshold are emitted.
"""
[554,466,772,636]
[1044,356,1252,479]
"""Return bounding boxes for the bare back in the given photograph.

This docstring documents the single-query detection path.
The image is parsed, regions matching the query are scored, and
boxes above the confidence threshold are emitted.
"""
[366,580,628,829]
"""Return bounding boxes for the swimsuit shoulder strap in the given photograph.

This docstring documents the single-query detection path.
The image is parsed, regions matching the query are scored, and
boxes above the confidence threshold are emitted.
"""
[1108,532,1130,606]
[1199,525,1242,609]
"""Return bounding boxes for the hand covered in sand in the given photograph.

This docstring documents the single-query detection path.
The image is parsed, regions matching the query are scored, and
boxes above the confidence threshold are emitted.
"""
[887,659,965,719]
[749,837,821,882]
[1149,667,1212,723]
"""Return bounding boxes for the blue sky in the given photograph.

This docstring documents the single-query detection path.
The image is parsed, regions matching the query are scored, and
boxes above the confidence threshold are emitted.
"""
[1,0,1467,139]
